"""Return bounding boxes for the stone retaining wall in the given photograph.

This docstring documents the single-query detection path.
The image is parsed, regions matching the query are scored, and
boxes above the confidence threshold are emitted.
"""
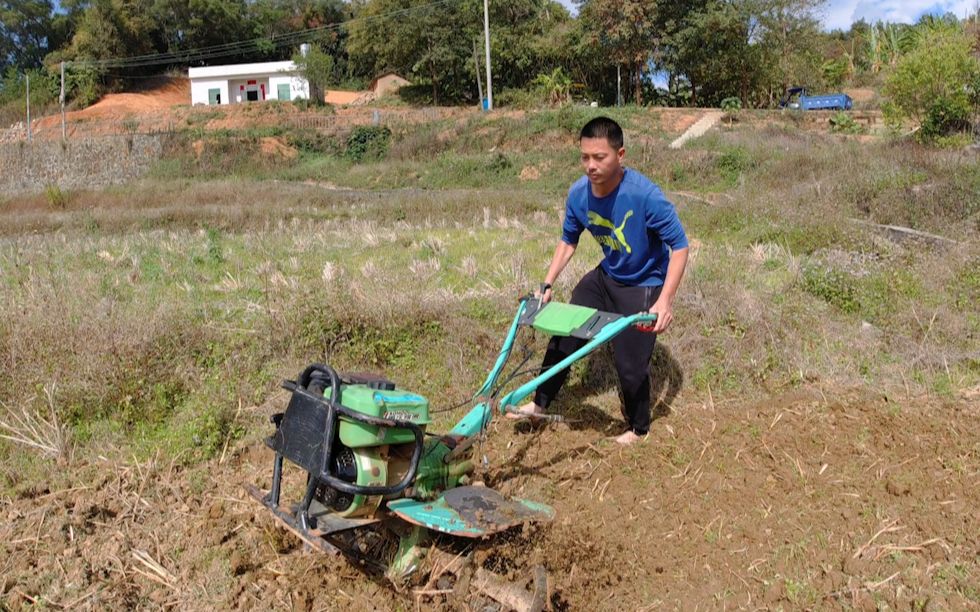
[0,134,165,195]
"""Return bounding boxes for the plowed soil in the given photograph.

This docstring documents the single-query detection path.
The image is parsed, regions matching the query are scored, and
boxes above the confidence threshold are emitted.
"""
[2,384,977,610]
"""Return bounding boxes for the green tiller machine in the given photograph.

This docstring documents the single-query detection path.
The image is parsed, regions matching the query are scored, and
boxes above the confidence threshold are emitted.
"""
[247,293,657,582]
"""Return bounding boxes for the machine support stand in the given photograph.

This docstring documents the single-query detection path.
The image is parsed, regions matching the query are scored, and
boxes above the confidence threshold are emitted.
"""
[269,453,283,507]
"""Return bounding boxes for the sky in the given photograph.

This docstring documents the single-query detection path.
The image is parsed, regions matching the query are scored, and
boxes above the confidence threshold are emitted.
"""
[555,0,979,31]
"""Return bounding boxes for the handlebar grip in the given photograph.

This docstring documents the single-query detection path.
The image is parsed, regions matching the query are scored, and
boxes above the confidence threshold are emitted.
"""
[634,313,658,332]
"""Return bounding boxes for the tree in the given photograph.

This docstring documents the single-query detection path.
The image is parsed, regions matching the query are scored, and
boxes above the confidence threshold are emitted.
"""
[346,0,567,105]
[47,0,88,58]
[0,0,55,71]
[664,1,764,106]
[750,0,826,104]
[151,0,250,59]
[250,0,350,75]
[577,0,659,104]
[67,0,159,62]
[346,0,476,104]
[292,43,333,103]
[486,0,571,95]
[884,23,979,138]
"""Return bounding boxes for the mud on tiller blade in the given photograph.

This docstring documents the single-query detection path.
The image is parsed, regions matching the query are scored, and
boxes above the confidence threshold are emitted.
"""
[388,486,555,537]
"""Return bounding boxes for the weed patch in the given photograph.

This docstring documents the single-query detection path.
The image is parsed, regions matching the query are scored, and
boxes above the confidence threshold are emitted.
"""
[801,265,861,315]
[346,126,392,162]
[44,185,71,210]
[716,146,753,187]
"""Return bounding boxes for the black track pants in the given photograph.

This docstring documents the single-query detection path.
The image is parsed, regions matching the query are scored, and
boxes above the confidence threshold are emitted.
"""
[533,266,662,435]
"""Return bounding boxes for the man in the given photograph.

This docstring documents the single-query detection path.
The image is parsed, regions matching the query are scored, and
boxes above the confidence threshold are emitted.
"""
[509,117,689,446]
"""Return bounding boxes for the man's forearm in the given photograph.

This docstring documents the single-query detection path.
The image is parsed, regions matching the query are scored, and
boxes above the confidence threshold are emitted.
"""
[544,241,577,285]
[658,247,689,304]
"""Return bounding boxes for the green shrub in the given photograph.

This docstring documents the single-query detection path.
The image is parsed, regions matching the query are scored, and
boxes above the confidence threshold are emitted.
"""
[721,97,742,125]
[802,265,860,314]
[822,57,850,89]
[397,84,437,106]
[286,130,341,155]
[951,257,980,312]
[527,105,592,136]
[829,111,863,134]
[494,87,539,109]
[346,126,392,162]
[44,185,70,209]
[0,68,60,126]
[716,147,752,186]
[486,151,512,173]
[66,63,104,108]
[883,26,979,141]
[531,68,572,106]
[921,96,972,139]
[720,97,742,112]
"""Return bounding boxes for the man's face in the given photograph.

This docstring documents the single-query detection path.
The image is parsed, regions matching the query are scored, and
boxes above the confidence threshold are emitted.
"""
[580,137,625,189]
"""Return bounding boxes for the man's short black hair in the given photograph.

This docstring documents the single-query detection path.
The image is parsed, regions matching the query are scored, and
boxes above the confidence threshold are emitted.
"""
[580,116,624,149]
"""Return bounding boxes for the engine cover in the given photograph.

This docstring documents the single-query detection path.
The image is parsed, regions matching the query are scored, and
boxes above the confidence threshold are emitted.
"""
[326,384,430,448]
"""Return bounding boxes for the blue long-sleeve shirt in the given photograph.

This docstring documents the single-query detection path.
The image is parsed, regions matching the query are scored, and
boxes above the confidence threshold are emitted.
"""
[561,168,688,287]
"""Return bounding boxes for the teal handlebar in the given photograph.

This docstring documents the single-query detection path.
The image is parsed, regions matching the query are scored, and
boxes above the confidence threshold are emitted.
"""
[496,311,657,412]
[448,302,657,438]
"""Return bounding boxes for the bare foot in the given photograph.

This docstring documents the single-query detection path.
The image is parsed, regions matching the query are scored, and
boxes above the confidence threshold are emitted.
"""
[505,402,544,420]
[613,430,647,446]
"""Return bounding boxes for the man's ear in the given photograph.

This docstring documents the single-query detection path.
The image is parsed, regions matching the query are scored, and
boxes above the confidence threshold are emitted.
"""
[617,147,626,161]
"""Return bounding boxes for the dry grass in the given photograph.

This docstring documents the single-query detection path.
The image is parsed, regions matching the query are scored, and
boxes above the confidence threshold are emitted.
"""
[0,114,977,478]
[0,384,70,460]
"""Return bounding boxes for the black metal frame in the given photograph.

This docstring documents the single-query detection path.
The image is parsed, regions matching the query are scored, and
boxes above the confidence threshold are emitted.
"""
[261,363,426,530]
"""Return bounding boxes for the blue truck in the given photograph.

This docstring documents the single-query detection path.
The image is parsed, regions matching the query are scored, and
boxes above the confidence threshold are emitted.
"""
[779,87,853,111]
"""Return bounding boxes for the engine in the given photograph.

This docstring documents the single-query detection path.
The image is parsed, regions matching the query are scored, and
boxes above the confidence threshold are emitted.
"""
[272,368,432,520]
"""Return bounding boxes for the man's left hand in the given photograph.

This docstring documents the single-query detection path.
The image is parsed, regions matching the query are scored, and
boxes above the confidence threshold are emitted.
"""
[647,298,673,333]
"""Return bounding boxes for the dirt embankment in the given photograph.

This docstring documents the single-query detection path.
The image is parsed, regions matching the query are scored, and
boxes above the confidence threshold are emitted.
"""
[20,77,733,144]
[23,76,884,147]
[25,77,468,141]
[31,79,189,135]
[2,385,977,610]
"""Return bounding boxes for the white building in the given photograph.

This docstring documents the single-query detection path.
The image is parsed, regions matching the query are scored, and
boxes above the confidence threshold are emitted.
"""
[188,61,310,106]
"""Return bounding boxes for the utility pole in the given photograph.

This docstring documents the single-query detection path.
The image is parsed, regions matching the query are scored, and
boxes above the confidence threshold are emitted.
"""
[473,39,483,109]
[617,65,622,107]
[60,61,67,141]
[26,73,32,143]
[483,0,492,110]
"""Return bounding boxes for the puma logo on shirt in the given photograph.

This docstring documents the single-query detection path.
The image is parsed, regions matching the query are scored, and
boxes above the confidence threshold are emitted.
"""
[587,210,634,254]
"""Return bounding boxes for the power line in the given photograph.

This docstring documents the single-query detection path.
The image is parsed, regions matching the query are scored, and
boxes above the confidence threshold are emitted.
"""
[73,0,463,70]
